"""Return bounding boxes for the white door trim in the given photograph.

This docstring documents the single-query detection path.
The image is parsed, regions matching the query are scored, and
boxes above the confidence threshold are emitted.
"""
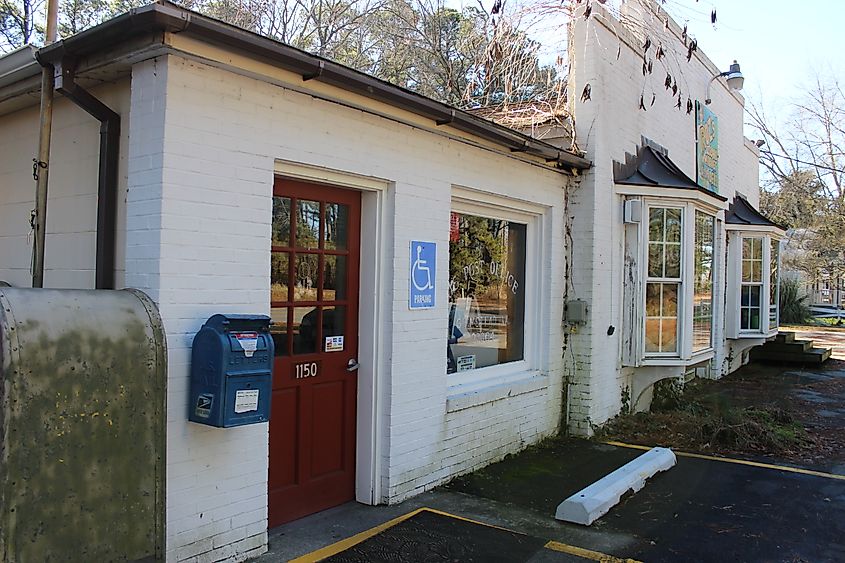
[274,159,391,505]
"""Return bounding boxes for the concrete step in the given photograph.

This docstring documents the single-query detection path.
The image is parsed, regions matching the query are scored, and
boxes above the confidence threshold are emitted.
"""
[751,346,831,364]
[760,340,813,354]
[775,331,796,344]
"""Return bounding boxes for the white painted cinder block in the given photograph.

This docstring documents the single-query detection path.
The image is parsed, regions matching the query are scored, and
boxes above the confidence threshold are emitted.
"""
[120,53,573,561]
[565,2,764,433]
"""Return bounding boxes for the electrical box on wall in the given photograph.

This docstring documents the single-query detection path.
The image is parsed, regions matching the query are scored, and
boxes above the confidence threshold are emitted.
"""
[624,199,642,223]
[564,300,588,324]
[189,314,274,428]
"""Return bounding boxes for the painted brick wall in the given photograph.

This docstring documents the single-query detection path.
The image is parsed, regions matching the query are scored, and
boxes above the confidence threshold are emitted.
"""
[126,58,271,563]
[566,1,763,432]
[0,82,130,288]
[125,54,571,561]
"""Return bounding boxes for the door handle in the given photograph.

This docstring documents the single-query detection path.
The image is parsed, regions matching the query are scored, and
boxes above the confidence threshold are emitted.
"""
[346,359,359,372]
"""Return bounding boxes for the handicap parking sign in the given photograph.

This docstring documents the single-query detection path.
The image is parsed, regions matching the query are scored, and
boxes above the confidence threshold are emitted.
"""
[409,241,436,309]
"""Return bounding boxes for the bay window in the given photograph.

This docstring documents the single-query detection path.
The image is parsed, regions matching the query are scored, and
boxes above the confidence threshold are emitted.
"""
[725,232,782,338]
[724,196,785,338]
[638,201,720,363]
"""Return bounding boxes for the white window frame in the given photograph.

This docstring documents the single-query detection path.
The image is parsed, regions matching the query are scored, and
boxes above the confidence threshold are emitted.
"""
[739,236,765,333]
[643,204,685,358]
[639,199,721,365]
[692,210,717,354]
[447,189,547,392]
[768,240,781,330]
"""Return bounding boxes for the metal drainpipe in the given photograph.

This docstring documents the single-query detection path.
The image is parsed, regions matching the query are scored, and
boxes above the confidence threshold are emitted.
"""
[52,61,120,289]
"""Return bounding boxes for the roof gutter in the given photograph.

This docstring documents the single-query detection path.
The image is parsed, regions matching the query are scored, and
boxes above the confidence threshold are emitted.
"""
[35,1,590,171]
[0,46,39,90]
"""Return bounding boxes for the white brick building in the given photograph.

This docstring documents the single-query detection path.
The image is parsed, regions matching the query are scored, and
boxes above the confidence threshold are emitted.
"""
[562,2,784,433]
[0,1,782,561]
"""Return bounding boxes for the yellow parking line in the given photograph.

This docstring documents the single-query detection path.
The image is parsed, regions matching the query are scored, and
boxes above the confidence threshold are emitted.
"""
[603,440,845,481]
[544,540,642,563]
[289,508,426,562]
[290,506,635,562]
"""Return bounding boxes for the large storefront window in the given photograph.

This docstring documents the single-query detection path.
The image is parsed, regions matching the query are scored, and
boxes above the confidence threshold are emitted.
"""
[645,207,683,354]
[693,212,715,351]
[769,241,780,330]
[447,212,526,374]
[740,237,764,331]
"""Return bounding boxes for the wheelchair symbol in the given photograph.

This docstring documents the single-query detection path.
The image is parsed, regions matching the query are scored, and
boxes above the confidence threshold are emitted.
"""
[412,244,434,292]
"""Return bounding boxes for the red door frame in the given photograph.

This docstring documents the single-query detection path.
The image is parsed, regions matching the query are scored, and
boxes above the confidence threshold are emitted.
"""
[268,178,361,527]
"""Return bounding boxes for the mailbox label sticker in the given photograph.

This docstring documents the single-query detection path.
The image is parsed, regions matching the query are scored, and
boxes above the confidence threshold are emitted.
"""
[325,336,344,352]
[234,389,260,413]
[234,332,259,357]
[195,393,213,418]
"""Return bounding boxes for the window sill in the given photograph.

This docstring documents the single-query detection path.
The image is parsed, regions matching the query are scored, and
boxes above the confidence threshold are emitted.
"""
[446,372,548,413]
[640,350,714,367]
[730,330,777,340]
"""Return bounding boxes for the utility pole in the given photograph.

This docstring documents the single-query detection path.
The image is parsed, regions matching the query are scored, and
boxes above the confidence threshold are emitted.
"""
[32,0,59,288]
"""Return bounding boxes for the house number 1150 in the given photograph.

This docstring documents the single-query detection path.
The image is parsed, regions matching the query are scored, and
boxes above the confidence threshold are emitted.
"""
[294,361,319,379]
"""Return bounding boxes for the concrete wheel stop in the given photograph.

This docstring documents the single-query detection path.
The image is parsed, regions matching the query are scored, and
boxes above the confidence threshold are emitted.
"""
[555,446,676,525]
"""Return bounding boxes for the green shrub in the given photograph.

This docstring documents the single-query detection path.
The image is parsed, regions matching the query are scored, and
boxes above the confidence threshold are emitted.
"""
[779,277,810,324]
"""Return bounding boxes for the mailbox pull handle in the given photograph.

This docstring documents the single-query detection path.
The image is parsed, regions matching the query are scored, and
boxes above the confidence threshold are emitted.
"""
[346,359,359,372]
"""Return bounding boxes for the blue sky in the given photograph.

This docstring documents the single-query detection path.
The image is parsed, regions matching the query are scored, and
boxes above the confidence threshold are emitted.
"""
[663,0,843,111]
[452,0,842,115]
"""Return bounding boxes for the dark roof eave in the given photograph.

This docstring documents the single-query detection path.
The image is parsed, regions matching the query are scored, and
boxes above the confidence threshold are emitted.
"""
[615,180,728,203]
[725,196,787,231]
[33,2,590,171]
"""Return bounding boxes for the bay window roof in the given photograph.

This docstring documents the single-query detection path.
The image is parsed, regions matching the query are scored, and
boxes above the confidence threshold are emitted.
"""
[613,145,727,203]
[725,195,786,231]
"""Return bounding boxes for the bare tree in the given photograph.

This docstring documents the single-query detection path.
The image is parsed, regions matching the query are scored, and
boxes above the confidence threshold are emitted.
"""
[0,0,45,51]
[750,73,845,286]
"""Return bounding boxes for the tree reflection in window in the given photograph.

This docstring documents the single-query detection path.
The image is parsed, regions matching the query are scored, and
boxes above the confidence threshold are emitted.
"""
[447,212,526,374]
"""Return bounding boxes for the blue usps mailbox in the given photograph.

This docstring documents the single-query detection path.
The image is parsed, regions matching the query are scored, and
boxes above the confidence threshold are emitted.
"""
[410,240,436,309]
[188,314,274,427]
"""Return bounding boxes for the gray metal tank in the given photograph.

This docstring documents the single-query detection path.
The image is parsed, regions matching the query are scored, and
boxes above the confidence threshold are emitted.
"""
[0,288,166,562]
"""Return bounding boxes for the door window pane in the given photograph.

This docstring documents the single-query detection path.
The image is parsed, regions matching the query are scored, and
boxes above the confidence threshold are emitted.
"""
[294,254,319,301]
[272,197,291,247]
[324,203,349,250]
[293,306,319,354]
[271,253,290,303]
[270,307,289,356]
[323,306,346,338]
[295,199,321,249]
[447,212,526,374]
[323,255,347,301]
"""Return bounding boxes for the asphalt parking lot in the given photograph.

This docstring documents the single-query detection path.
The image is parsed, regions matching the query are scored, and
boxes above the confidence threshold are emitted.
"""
[255,439,845,562]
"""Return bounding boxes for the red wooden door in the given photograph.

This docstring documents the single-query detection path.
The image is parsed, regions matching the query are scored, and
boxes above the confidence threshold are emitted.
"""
[268,178,360,527]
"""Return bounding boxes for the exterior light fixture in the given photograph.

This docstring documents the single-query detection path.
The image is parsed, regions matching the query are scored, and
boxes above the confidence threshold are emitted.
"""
[705,60,744,104]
